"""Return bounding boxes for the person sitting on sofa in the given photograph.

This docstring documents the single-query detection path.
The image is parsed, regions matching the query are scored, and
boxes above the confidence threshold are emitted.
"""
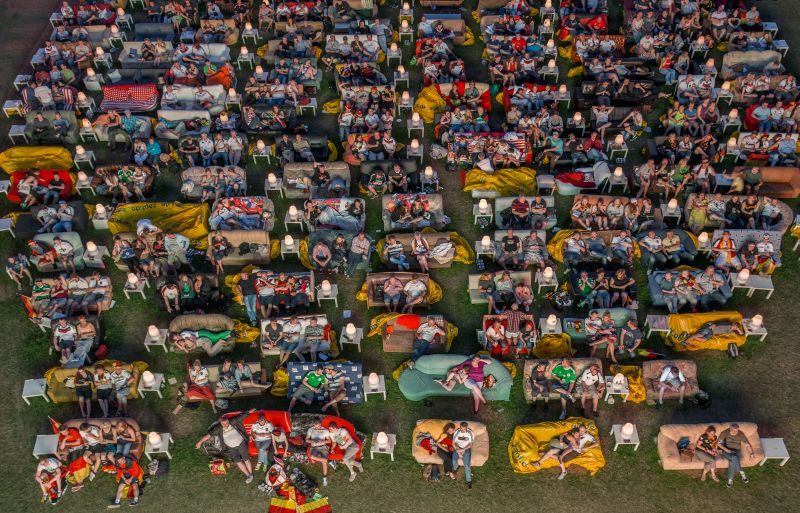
[718,424,754,488]
[402,276,428,314]
[451,422,475,488]
[617,318,643,361]
[108,453,144,508]
[382,274,404,312]
[311,240,333,272]
[551,358,578,421]
[321,364,349,416]
[578,364,604,417]
[411,317,446,363]
[533,428,579,480]
[52,317,77,363]
[657,365,687,406]
[195,411,255,483]
[52,236,76,273]
[695,425,721,483]
[435,355,493,414]
[680,321,743,348]
[383,234,410,271]
[295,317,326,362]
[175,359,216,414]
[288,365,327,413]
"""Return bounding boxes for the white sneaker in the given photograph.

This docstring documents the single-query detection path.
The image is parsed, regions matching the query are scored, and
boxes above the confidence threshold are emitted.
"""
[557,470,568,480]
[349,472,357,482]
[245,475,253,484]
[322,477,328,487]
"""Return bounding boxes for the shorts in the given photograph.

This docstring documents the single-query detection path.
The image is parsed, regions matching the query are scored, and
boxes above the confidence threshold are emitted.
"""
[96,387,113,400]
[696,326,713,340]
[463,378,483,392]
[279,340,300,352]
[76,387,92,400]
[58,338,75,349]
[116,389,130,403]
[82,292,104,304]
[384,293,401,303]
[552,382,571,394]
[51,298,68,309]
[292,385,316,402]
[309,445,329,460]
[581,383,599,398]
[258,295,274,307]
[88,444,102,454]
[506,331,519,338]
[226,441,250,463]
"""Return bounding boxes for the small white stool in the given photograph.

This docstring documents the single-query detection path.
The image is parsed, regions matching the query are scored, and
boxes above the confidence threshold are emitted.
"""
[645,314,670,338]
[264,176,285,197]
[284,211,305,232]
[316,284,339,307]
[604,375,630,404]
[339,328,364,352]
[138,372,165,398]
[0,217,15,238]
[281,240,300,260]
[472,203,493,225]
[33,434,59,458]
[3,100,23,118]
[610,424,640,451]
[144,328,169,352]
[237,54,255,71]
[123,278,149,299]
[370,433,397,460]
[760,438,789,466]
[474,241,495,259]
[144,433,174,461]
[14,74,32,91]
[83,245,109,269]
[536,174,556,194]
[74,150,96,171]
[539,317,562,335]
[9,125,28,145]
[394,71,410,89]
[743,318,768,342]
[535,270,558,294]
[299,98,318,116]
[362,374,386,401]
[406,119,424,138]
[22,378,49,405]
[660,203,682,225]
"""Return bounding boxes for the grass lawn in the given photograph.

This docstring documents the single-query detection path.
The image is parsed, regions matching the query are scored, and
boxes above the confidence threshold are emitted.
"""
[0,1,799,512]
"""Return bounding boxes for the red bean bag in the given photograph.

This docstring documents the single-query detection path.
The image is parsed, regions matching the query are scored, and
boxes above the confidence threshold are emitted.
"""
[8,169,74,205]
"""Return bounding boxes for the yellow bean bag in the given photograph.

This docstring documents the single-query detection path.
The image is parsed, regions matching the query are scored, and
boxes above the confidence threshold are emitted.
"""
[508,418,605,475]
[413,86,447,123]
[665,311,745,352]
[608,364,646,404]
[463,167,537,196]
[0,146,74,173]
[532,333,574,358]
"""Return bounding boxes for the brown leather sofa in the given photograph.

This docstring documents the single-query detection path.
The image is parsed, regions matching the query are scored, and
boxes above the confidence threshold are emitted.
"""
[522,358,603,402]
[92,165,155,196]
[381,232,455,268]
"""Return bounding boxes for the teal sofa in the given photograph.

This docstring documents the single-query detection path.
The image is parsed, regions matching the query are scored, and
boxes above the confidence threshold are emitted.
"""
[563,307,637,344]
[398,354,512,401]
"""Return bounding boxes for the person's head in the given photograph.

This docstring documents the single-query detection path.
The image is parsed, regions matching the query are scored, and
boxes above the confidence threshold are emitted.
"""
[664,271,673,281]
[427,317,437,327]
[192,359,202,369]
[459,421,468,430]
[627,318,637,328]
[589,364,599,375]
[314,364,323,374]
[219,416,230,428]
[561,357,571,368]
[729,423,740,436]
[705,425,717,436]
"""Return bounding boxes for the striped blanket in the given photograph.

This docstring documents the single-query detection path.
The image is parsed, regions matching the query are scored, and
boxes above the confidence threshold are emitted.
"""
[100,84,159,112]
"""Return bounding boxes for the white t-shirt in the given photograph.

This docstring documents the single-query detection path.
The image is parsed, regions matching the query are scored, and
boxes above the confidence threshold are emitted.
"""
[190,367,209,385]
[453,428,474,449]
[250,421,274,441]
[578,433,597,450]
[580,369,601,386]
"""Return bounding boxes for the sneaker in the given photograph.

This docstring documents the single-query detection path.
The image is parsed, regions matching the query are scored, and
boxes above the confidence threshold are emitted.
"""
[329,460,338,470]
[245,474,254,484]
[558,410,567,421]
[557,470,568,480]
[740,472,749,483]
[349,472,357,482]
[467,481,472,489]
[129,499,139,507]
[322,477,328,487]
[108,501,121,509]
[90,472,96,482]
[727,480,732,488]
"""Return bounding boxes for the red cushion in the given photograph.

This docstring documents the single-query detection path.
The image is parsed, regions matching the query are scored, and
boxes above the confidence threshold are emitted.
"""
[8,169,74,204]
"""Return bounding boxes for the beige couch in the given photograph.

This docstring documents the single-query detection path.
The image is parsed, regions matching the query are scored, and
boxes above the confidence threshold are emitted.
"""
[467,271,531,304]
[199,19,239,45]
[732,74,797,104]
[282,161,351,199]
[412,419,489,467]
[658,423,764,471]
[365,272,430,309]
[186,362,264,402]
[92,165,156,196]
[181,166,247,200]
[45,361,144,403]
[522,359,602,402]
[642,360,700,406]
[684,193,794,233]
[731,166,800,199]
[207,229,270,266]
[382,193,446,232]
[381,232,455,268]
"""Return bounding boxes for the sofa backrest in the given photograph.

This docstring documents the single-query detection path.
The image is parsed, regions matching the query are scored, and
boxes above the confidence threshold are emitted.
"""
[261,314,328,335]
[468,271,531,290]
[711,229,783,252]
[169,313,235,333]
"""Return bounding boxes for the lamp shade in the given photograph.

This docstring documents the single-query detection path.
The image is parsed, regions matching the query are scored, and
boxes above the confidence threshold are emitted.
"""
[127,272,138,285]
[751,314,763,328]
[667,198,678,211]
[228,88,237,98]
[401,90,410,102]
[85,241,98,253]
[148,325,160,338]
[288,205,298,217]
[559,84,567,94]
[141,370,155,388]
[410,139,419,149]
[546,314,557,327]
[698,232,709,244]
[376,432,389,448]
[368,372,380,388]
[614,134,624,145]
[548,59,556,68]
[240,46,249,56]
[77,171,88,182]
[257,139,267,151]
[721,81,731,91]
[390,43,398,52]
[547,39,555,48]
[75,145,86,156]
[621,423,635,439]
[95,46,104,56]
[411,112,420,123]
[255,65,264,74]
[543,18,551,28]
[729,108,739,120]
[397,65,405,75]
[284,235,295,248]
[245,22,253,31]
[95,203,106,216]
[478,198,488,213]
[267,172,277,185]
[613,373,626,386]
[481,235,491,248]
[727,136,737,147]
[543,266,554,280]
[737,268,750,284]
[321,280,332,295]
[424,166,434,177]
[345,322,357,337]
[614,166,623,177]
[401,20,409,30]
[545,0,553,7]
[403,2,410,10]
[86,68,96,77]
[81,118,91,129]
[573,112,582,122]
[147,431,162,448]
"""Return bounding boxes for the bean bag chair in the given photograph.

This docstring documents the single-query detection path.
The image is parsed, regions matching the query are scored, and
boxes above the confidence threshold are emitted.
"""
[0,147,73,173]
[107,201,210,247]
[7,169,74,205]
[508,418,605,475]
[463,167,537,197]
[44,361,148,403]
[398,354,512,401]
[664,311,746,352]
[608,364,646,404]
[412,419,489,467]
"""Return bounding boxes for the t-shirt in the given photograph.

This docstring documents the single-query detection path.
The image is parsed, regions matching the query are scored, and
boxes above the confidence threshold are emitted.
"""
[578,433,597,450]
[718,429,749,452]
[304,325,325,339]
[453,428,474,449]
[37,457,61,475]
[552,364,577,384]
[579,369,601,386]
[416,323,442,342]
[251,421,275,441]
[621,327,642,348]
[222,425,244,448]
[332,427,353,448]
[502,235,520,252]
[238,277,257,296]
[304,371,326,389]
[110,370,133,392]
[264,324,283,343]
[404,280,428,298]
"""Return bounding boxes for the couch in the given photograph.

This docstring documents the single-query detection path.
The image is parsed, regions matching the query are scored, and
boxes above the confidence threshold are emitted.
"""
[731,166,800,199]
[398,354,512,401]
[306,197,365,233]
[208,229,271,266]
[13,201,89,239]
[91,165,156,196]
[684,193,794,233]
[181,166,247,200]
[658,423,764,471]
[648,270,732,308]
[287,361,364,404]
[721,50,783,80]
[133,23,176,41]
[359,159,419,188]
[31,232,86,272]
[307,230,372,272]
[24,111,79,144]
[494,196,557,229]
[467,271,531,304]
[642,360,700,406]
[382,314,446,353]
[168,313,237,353]
[412,419,489,467]
[562,308,637,344]
[91,114,153,142]
[379,231,455,269]
[569,194,636,227]
[187,361,264,402]
[382,193,447,232]
[210,196,275,232]
[635,228,698,264]
[156,110,212,139]
[259,314,328,357]
[119,41,174,69]
[60,418,143,459]
[732,74,798,104]
[199,19,240,45]
[282,161,351,199]
[45,360,145,403]
[365,272,430,309]
[522,358,603,402]
[164,84,227,115]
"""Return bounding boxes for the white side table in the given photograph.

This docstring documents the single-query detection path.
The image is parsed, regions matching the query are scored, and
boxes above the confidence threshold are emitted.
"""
[264,177,284,197]
[370,433,397,460]
[22,378,49,405]
[474,241,495,259]
[123,280,147,299]
[644,314,670,338]
[745,274,774,299]
[743,318,768,342]
[144,328,169,352]
[472,204,493,225]
[284,211,305,232]
[74,150,96,171]
[339,328,364,352]
[406,119,424,138]
[74,175,96,196]
[281,240,300,260]
[3,100,23,118]
[660,203,682,226]
[83,246,109,269]
[33,434,59,458]
[536,174,556,194]
[0,217,13,238]
[535,271,558,294]
[610,424,640,451]
[760,438,789,466]
[604,375,630,403]
[9,125,28,145]
[14,74,32,91]
[144,433,174,461]
[362,374,386,401]
[406,142,424,163]
[316,284,339,308]
[539,317,562,335]
[299,98,318,116]
[137,372,165,398]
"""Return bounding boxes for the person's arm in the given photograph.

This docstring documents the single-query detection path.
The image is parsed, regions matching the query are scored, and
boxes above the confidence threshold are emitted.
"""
[195,433,211,449]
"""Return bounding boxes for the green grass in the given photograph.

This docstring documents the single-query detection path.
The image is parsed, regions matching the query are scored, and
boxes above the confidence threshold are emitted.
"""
[1,1,800,512]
